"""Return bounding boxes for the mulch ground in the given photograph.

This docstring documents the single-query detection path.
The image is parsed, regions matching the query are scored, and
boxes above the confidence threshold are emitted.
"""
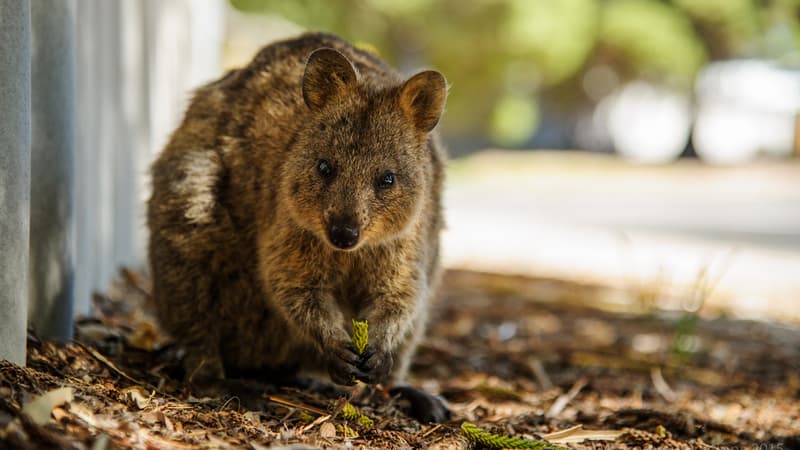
[1,269,799,449]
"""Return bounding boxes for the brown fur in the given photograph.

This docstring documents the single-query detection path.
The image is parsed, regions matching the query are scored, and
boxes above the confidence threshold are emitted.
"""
[147,33,447,387]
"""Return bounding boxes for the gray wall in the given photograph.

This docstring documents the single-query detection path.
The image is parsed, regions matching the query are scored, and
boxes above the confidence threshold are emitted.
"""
[28,0,77,343]
[2,0,223,364]
[0,0,31,365]
[73,0,224,315]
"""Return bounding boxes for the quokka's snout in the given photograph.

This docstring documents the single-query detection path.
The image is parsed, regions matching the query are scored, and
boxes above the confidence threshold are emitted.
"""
[326,215,360,249]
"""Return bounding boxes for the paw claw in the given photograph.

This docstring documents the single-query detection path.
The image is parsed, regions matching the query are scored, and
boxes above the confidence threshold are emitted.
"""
[358,345,376,363]
[356,347,392,385]
[327,339,367,386]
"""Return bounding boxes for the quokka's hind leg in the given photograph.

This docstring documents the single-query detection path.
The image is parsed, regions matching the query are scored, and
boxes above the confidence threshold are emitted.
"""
[148,146,234,384]
[389,385,451,423]
[386,315,451,423]
[149,241,225,384]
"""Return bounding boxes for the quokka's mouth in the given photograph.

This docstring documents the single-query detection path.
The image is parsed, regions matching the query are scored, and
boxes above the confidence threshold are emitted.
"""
[326,217,360,250]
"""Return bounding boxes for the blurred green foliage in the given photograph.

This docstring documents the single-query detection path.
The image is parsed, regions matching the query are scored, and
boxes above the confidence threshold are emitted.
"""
[490,95,540,147]
[601,0,707,85]
[231,0,799,146]
[503,0,599,85]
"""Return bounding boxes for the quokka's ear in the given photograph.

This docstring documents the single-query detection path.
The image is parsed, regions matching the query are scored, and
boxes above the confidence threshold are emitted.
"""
[302,48,358,109]
[399,70,447,132]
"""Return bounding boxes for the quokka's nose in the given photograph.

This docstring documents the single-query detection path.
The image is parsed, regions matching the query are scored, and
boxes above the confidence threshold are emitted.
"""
[327,218,360,249]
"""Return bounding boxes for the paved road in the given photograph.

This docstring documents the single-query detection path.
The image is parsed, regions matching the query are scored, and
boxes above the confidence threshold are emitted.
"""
[441,151,800,321]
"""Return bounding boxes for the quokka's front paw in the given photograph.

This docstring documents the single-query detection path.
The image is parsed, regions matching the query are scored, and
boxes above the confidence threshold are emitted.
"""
[326,339,368,386]
[355,344,393,384]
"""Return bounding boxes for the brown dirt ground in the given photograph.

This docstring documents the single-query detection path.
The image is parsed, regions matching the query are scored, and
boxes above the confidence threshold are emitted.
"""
[1,269,799,449]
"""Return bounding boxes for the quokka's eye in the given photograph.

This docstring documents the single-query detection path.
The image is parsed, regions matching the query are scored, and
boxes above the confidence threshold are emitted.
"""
[376,171,395,190]
[317,159,333,178]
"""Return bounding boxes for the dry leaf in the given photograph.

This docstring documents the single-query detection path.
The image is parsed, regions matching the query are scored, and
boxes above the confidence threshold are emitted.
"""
[140,411,161,425]
[91,433,113,450]
[122,386,151,409]
[243,411,261,426]
[51,408,69,422]
[163,414,175,433]
[546,377,587,417]
[126,320,161,351]
[542,425,625,444]
[69,403,120,429]
[319,422,336,438]
[22,387,74,425]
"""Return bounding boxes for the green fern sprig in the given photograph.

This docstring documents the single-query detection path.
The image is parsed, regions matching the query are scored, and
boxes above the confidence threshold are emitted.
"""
[460,422,566,449]
[341,401,374,427]
[338,424,359,438]
[351,319,369,355]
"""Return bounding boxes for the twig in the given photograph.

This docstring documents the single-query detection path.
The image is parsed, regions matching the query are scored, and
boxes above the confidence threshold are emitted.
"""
[421,423,443,438]
[650,366,678,402]
[75,342,139,384]
[527,357,553,390]
[217,396,240,412]
[265,395,328,416]
[74,342,168,393]
[546,377,587,417]
[73,342,189,406]
[298,414,331,434]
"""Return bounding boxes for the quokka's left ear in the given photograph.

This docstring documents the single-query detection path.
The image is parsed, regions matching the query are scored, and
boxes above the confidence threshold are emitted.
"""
[399,70,447,132]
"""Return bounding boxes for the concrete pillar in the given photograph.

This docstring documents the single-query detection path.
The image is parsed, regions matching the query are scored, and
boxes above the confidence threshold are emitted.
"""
[0,0,31,365]
[28,0,77,342]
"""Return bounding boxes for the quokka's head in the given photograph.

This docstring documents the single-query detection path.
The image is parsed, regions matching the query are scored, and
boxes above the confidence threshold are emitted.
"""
[281,47,447,251]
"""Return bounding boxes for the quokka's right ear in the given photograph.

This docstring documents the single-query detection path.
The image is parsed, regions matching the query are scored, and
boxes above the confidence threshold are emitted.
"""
[302,48,358,110]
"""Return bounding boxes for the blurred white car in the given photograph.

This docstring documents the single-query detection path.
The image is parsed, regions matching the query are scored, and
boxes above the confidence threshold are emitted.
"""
[693,60,800,164]
[597,60,799,164]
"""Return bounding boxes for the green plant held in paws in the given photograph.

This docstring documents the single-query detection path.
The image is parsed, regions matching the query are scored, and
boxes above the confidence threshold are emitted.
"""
[351,319,369,355]
[460,422,566,450]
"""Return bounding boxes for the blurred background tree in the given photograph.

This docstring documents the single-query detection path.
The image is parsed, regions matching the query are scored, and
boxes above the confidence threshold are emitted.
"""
[229,0,799,152]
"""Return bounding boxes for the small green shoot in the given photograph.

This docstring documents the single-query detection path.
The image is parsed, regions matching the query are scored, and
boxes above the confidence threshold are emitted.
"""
[341,400,374,427]
[351,319,369,355]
